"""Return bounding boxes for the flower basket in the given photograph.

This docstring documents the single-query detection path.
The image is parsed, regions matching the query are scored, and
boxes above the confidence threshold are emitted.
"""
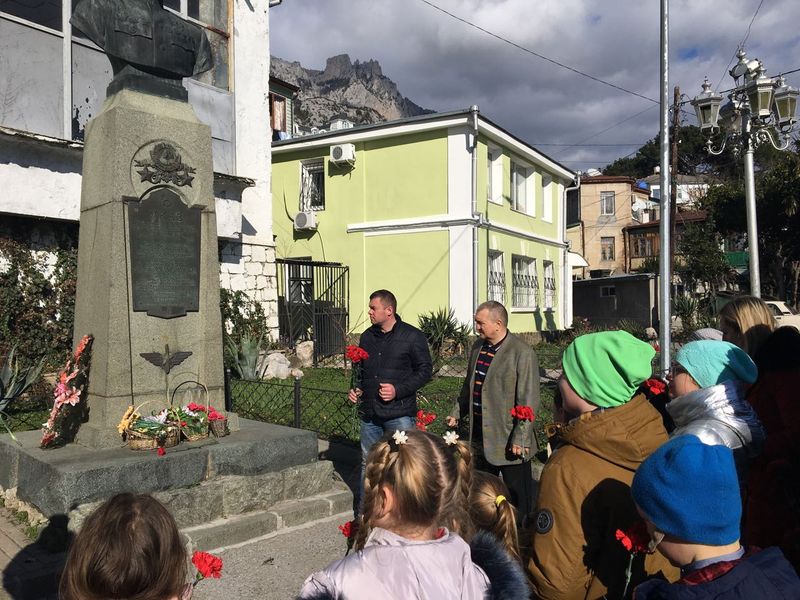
[182,428,209,442]
[126,426,179,451]
[209,418,229,438]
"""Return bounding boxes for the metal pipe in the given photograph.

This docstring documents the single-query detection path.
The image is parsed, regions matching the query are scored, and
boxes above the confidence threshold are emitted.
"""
[562,173,581,328]
[470,105,480,314]
[742,115,761,297]
[658,0,671,374]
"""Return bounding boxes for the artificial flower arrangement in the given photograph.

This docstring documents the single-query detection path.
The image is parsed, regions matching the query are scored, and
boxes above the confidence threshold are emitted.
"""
[117,405,180,452]
[177,402,210,441]
[41,335,93,449]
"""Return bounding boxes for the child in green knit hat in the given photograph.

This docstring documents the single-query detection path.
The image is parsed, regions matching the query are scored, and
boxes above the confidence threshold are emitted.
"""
[528,331,678,599]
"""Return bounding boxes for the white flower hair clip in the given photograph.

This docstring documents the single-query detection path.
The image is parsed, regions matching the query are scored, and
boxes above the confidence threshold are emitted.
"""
[392,430,409,445]
[443,431,459,446]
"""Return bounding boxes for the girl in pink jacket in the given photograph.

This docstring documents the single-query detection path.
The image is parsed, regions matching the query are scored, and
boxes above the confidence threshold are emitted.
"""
[298,429,528,599]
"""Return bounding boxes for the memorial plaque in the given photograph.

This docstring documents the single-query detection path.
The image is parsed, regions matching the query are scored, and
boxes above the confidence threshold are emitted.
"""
[128,188,201,318]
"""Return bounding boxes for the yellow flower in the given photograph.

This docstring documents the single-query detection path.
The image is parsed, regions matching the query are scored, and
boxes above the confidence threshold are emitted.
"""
[117,406,136,434]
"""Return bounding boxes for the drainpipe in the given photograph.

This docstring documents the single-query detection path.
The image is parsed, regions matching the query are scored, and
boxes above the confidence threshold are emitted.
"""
[562,172,582,329]
[470,105,480,315]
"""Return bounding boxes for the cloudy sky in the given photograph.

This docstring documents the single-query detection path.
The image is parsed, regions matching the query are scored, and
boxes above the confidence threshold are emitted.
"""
[270,0,800,173]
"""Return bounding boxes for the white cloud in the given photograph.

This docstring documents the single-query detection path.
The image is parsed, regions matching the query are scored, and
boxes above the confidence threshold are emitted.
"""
[270,0,800,170]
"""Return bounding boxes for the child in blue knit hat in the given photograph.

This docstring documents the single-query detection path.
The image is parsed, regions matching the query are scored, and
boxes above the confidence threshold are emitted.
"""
[667,340,765,483]
[632,435,800,598]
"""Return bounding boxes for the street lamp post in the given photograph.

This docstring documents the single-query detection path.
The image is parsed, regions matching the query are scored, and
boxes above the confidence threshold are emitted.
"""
[691,49,799,298]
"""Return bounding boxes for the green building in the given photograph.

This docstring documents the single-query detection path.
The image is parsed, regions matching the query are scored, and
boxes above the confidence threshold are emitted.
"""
[271,109,576,338]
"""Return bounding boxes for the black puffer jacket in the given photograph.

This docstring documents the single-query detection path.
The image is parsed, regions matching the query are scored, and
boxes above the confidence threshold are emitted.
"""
[357,316,432,419]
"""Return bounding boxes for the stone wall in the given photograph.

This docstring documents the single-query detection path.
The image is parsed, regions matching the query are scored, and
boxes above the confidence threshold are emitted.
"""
[219,240,279,335]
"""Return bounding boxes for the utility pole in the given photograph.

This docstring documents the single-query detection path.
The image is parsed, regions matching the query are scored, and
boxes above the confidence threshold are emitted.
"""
[669,85,680,298]
[658,0,671,374]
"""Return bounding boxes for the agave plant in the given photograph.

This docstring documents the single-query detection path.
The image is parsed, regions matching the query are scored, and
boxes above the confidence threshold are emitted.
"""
[0,346,46,441]
[225,333,265,380]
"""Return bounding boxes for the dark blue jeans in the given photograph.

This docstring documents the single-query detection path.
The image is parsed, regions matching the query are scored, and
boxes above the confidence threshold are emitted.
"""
[357,414,415,512]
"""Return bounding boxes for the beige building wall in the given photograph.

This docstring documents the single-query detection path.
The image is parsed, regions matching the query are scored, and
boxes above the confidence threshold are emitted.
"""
[573,176,649,278]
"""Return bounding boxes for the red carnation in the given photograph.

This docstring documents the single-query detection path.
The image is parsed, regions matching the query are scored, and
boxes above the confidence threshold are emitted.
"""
[415,409,436,431]
[192,550,223,580]
[510,405,535,421]
[645,378,667,396]
[338,520,355,539]
[615,520,652,554]
[157,447,166,456]
[345,345,369,363]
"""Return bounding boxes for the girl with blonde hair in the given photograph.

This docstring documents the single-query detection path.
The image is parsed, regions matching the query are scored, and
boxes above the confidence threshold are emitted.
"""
[298,429,529,599]
[718,296,776,357]
[469,471,522,563]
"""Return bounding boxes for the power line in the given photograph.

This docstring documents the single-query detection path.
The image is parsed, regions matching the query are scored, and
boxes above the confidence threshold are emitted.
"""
[552,104,659,157]
[714,0,765,92]
[531,143,646,147]
[417,0,658,104]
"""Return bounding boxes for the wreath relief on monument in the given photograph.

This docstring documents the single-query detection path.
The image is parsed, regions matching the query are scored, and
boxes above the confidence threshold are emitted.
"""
[134,141,196,187]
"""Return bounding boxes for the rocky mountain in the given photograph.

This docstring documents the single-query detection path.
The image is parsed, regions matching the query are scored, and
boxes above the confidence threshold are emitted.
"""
[270,54,431,131]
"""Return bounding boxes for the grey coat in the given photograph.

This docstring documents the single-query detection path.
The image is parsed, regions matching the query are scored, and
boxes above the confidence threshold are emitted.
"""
[449,333,540,466]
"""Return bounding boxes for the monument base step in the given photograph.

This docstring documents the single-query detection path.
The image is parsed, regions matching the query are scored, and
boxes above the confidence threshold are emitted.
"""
[183,484,353,551]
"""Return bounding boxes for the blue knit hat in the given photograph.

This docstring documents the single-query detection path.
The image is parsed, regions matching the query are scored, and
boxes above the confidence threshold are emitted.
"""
[675,340,757,389]
[632,435,741,545]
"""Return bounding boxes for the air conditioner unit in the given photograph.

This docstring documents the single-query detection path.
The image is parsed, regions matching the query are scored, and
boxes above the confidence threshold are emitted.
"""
[330,143,356,164]
[294,211,318,231]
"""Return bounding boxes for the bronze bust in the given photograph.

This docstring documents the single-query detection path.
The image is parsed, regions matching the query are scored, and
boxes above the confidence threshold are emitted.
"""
[71,0,213,101]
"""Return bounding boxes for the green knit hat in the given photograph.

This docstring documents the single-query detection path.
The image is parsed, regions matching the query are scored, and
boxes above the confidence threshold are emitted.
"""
[562,331,655,408]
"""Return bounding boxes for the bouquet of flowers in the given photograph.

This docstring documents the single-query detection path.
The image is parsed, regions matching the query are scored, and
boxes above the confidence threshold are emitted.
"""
[345,345,369,395]
[41,335,93,449]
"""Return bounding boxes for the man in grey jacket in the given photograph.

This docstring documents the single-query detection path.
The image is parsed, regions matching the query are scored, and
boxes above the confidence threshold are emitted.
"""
[447,301,540,518]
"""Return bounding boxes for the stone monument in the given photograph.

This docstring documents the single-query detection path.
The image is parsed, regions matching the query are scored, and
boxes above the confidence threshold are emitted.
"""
[0,3,350,565]
[70,0,225,447]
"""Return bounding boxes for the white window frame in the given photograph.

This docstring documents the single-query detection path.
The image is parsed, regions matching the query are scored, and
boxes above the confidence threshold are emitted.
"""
[543,260,556,311]
[510,160,534,216]
[488,250,505,303]
[511,255,538,310]
[600,191,615,216]
[300,160,325,212]
[487,148,503,205]
[542,174,553,223]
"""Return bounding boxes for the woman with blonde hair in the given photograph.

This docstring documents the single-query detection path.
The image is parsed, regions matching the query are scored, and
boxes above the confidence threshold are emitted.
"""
[469,471,522,564]
[298,429,529,599]
[718,296,776,358]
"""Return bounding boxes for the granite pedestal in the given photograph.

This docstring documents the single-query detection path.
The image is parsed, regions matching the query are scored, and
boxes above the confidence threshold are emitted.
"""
[0,419,344,547]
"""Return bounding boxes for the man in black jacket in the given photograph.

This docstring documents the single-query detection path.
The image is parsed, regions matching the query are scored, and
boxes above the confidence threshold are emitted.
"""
[348,290,432,503]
